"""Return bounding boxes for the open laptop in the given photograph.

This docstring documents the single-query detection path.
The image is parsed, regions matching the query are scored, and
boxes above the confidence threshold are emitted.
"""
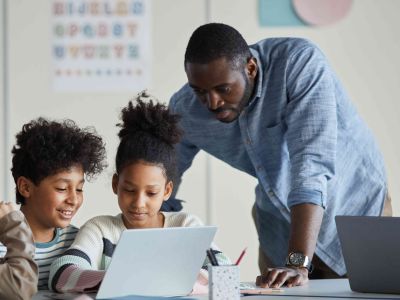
[96,226,217,299]
[336,216,400,294]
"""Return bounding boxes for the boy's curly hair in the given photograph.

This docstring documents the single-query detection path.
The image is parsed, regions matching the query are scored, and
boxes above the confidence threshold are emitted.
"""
[11,118,108,205]
[116,90,183,182]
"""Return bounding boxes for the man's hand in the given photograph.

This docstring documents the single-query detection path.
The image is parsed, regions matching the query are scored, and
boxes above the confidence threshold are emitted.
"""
[256,266,308,288]
[256,203,321,288]
[0,201,18,219]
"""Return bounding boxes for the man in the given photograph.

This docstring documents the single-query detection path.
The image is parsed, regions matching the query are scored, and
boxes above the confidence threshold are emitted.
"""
[166,23,390,287]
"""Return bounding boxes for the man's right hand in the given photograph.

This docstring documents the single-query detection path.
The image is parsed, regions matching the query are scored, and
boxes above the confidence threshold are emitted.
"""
[256,266,309,288]
[0,201,18,219]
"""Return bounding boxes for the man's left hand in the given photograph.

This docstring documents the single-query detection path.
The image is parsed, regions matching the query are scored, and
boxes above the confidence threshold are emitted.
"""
[256,266,308,288]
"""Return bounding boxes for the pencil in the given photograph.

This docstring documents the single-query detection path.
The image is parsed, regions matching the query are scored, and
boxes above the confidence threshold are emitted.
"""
[235,247,247,265]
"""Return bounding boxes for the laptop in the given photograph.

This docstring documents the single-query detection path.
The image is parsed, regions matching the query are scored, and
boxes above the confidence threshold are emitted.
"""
[336,216,400,294]
[96,226,217,299]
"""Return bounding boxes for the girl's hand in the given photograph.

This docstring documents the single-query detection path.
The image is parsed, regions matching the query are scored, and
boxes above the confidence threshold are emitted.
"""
[190,269,209,295]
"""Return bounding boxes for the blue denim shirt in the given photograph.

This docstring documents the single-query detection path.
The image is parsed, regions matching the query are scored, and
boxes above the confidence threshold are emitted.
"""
[169,38,387,275]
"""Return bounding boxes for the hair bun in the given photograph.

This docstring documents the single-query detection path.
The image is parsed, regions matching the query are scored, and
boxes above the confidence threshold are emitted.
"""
[117,90,183,145]
[134,89,153,102]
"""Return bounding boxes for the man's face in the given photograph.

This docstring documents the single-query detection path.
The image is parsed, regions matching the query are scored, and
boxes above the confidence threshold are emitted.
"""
[185,57,257,123]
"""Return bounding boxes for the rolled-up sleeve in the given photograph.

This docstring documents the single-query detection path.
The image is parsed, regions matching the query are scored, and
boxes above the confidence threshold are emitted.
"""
[285,43,337,209]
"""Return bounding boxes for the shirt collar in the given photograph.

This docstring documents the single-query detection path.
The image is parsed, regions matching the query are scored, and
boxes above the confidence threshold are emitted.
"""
[35,228,60,248]
[248,48,264,105]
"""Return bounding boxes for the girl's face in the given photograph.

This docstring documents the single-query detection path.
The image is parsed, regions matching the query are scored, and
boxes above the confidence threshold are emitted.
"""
[113,161,173,229]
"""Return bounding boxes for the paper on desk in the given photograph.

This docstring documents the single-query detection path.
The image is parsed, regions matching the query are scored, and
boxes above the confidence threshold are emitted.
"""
[99,296,197,299]
[240,282,284,295]
[42,292,93,300]
[41,292,196,300]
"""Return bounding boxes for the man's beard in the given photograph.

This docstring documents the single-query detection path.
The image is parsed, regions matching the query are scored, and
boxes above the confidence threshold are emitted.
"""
[212,73,254,123]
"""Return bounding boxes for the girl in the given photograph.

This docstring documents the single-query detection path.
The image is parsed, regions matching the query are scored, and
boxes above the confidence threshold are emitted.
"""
[49,91,230,293]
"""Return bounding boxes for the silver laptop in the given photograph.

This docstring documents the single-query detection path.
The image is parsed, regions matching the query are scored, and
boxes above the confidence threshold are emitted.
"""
[96,226,217,299]
[336,216,400,294]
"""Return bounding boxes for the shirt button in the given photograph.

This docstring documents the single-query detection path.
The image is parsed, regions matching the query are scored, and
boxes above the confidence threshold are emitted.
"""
[246,138,252,145]
[268,190,275,197]
[257,165,263,171]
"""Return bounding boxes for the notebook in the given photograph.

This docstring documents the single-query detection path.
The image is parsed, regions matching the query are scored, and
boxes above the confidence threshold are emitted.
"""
[96,226,217,299]
[336,215,400,294]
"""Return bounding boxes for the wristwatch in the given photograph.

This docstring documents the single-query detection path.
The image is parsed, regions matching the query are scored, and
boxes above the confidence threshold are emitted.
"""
[285,252,312,272]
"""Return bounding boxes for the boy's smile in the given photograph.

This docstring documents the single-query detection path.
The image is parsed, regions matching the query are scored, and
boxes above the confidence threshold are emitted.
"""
[19,165,85,242]
[56,208,74,219]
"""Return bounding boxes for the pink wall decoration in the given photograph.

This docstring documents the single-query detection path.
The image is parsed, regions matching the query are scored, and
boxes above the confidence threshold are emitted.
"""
[293,0,353,26]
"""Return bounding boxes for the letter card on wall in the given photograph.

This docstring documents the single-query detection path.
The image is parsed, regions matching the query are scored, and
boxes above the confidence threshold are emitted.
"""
[51,0,151,92]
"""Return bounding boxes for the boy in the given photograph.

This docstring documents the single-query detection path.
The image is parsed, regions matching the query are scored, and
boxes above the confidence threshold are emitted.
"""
[0,117,107,290]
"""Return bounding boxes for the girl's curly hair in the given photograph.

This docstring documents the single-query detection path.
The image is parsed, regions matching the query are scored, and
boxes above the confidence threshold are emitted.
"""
[115,90,183,181]
[11,118,107,204]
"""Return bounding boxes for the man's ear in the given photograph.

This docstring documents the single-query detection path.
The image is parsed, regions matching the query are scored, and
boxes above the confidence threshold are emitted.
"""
[17,176,33,199]
[163,181,174,201]
[246,57,258,79]
[112,174,119,195]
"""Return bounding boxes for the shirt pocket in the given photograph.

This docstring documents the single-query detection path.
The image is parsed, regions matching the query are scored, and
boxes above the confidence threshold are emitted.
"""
[263,122,287,150]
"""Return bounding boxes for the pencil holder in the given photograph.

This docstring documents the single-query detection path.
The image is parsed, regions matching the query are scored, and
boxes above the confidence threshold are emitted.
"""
[209,265,240,300]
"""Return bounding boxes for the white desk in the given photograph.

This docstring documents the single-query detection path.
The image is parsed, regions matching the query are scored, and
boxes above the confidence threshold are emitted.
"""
[243,279,400,299]
[32,279,400,300]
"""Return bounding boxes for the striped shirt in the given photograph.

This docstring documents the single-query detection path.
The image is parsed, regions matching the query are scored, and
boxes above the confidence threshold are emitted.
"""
[0,225,78,290]
[49,212,231,292]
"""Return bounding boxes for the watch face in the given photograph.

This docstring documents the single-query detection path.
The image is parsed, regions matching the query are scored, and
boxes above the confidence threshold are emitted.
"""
[289,252,305,266]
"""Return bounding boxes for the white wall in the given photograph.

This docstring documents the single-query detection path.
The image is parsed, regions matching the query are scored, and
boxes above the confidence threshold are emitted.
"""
[5,0,209,218]
[0,1,4,202]
[1,0,399,281]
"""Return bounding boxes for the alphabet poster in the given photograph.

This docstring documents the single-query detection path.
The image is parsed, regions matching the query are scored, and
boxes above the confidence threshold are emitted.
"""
[51,0,151,92]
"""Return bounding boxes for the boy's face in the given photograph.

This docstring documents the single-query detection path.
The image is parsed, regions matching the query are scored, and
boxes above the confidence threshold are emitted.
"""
[20,165,84,235]
[113,161,173,229]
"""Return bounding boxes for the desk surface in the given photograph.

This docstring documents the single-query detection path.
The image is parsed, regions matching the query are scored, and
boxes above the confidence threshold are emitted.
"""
[32,279,400,300]
[254,279,400,299]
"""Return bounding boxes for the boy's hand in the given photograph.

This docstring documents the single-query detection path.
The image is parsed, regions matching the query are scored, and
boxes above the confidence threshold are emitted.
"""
[0,201,18,219]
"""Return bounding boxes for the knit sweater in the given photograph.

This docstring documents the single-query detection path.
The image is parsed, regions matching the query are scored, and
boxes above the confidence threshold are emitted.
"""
[49,211,230,292]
